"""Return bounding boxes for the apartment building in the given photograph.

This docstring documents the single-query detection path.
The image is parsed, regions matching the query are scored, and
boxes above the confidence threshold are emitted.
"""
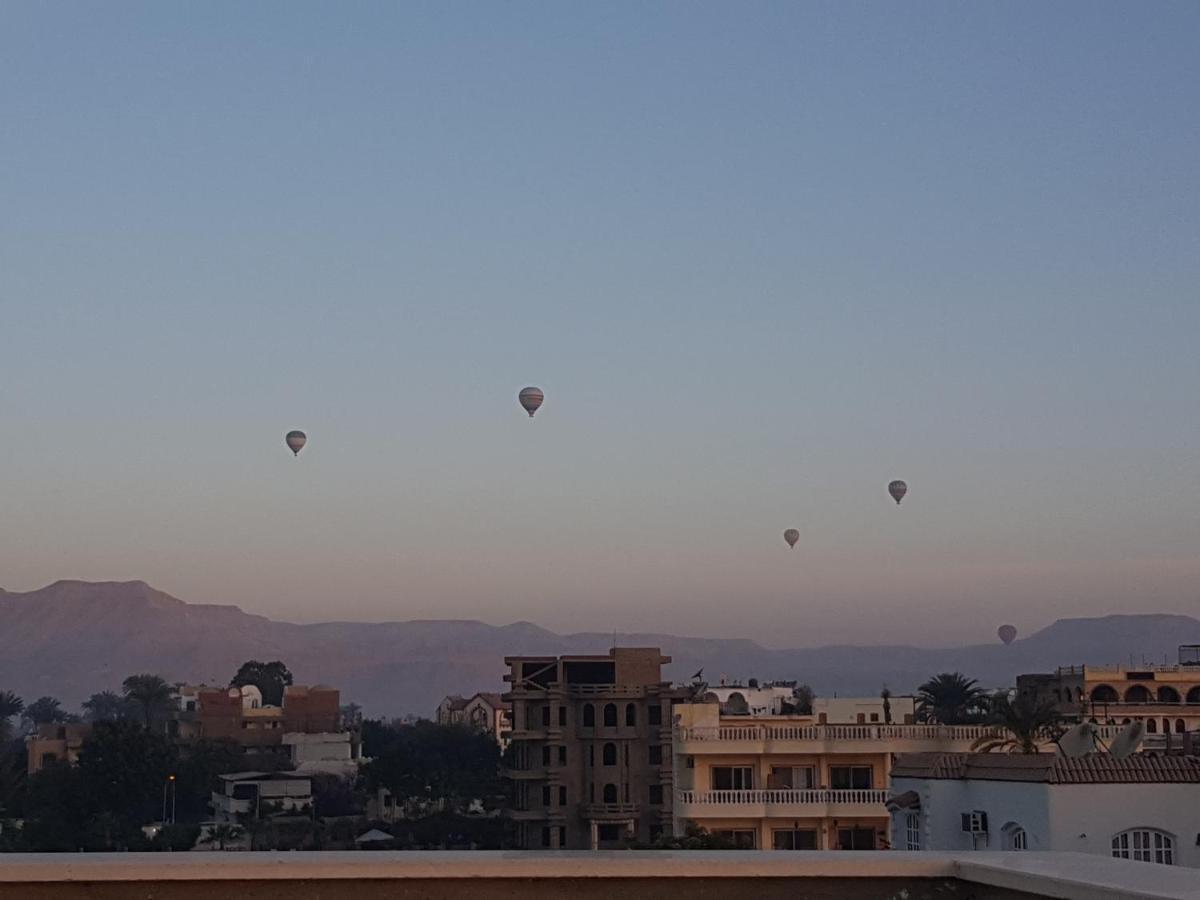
[435,691,512,748]
[25,722,92,775]
[1017,645,1200,742]
[502,648,689,849]
[672,700,1000,850]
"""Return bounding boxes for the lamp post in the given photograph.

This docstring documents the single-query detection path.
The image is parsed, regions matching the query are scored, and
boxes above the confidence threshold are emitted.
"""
[169,774,177,825]
[162,774,177,826]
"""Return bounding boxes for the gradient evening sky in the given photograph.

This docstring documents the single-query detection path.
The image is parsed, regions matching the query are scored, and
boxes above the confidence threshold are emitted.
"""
[2,2,1197,647]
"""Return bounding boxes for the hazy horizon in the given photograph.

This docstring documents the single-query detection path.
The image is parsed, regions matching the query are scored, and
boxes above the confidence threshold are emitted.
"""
[2,3,1197,647]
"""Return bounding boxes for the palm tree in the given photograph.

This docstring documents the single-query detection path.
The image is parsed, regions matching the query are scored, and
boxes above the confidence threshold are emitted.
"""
[82,691,134,723]
[972,694,1064,754]
[0,692,23,743]
[204,824,243,851]
[916,673,987,725]
[122,674,174,729]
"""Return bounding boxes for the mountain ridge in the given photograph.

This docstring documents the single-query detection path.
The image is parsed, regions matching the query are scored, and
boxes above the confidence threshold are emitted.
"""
[2,580,1198,717]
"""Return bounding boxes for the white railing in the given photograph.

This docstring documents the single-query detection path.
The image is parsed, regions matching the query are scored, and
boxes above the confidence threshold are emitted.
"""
[677,724,1003,743]
[677,789,888,807]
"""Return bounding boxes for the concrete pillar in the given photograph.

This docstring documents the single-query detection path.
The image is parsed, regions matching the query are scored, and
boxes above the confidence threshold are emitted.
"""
[589,821,598,851]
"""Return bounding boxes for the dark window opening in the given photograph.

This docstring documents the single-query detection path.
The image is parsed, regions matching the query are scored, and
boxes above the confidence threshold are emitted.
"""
[603,783,618,804]
[602,742,617,766]
[583,704,595,728]
[648,704,662,726]
[603,703,617,727]
[558,745,567,765]
[830,765,873,790]
[625,703,637,727]
[774,829,818,850]
[563,661,616,685]
[838,827,876,850]
[522,662,557,689]
[649,745,663,765]
[558,706,567,726]
[649,784,664,805]
[559,786,567,806]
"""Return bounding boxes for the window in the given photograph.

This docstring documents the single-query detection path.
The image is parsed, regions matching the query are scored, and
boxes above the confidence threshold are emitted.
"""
[716,829,757,849]
[870,712,879,722]
[1112,829,1174,865]
[603,703,617,727]
[711,766,753,790]
[830,765,873,790]
[541,745,551,766]
[542,786,551,807]
[686,756,695,769]
[649,745,663,765]
[905,813,920,851]
[558,826,567,848]
[773,829,818,850]
[1147,718,1157,733]
[598,824,622,842]
[558,745,567,765]
[837,827,876,850]
[1002,823,1027,851]
[541,705,551,727]
[1176,719,1186,734]
[625,703,637,727]
[603,783,617,804]
[583,704,595,727]
[648,704,662,726]
[624,744,629,767]
[649,784,663,805]
[541,826,552,848]
[602,742,617,766]
[769,765,815,789]
[558,786,567,806]
[558,706,567,727]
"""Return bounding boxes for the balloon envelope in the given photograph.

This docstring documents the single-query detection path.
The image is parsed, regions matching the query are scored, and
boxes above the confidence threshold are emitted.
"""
[997,624,1017,645]
[518,386,544,417]
[285,430,307,456]
[888,480,908,504]
[783,529,799,549]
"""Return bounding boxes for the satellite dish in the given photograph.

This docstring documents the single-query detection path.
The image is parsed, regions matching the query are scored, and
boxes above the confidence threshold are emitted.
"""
[1056,722,1098,758]
[1108,720,1145,759]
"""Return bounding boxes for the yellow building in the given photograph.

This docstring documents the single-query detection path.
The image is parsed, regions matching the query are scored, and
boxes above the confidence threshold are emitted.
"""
[672,702,1000,850]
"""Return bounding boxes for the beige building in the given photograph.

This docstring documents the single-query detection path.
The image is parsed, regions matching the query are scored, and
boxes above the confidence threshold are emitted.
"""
[672,701,1002,850]
[25,722,92,775]
[437,692,512,748]
[1017,646,1200,743]
[502,648,688,849]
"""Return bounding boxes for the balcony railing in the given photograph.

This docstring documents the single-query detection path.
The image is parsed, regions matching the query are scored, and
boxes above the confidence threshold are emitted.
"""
[678,789,888,807]
[676,724,1001,743]
[581,802,641,820]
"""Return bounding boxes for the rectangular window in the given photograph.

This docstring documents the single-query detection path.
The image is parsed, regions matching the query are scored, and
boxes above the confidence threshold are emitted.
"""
[598,824,622,842]
[649,745,663,765]
[542,745,551,766]
[711,766,754,790]
[541,826,552,848]
[558,706,567,727]
[541,705,551,727]
[648,704,662,726]
[716,829,757,849]
[769,765,815,789]
[558,826,567,848]
[837,827,876,850]
[829,765,873,790]
[542,786,551,807]
[558,786,567,806]
[773,829,818,850]
[589,745,595,767]
[905,813,920,851]
[649,784,664,805]
[558,745,567,765]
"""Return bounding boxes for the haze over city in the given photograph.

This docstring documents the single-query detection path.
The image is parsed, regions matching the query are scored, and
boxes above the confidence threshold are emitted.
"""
[2,2,1197,647]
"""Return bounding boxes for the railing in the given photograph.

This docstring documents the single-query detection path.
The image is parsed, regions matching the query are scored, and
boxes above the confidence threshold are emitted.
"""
[676,724,1003,743]
[581,802,641,817]
[677,789,888,807]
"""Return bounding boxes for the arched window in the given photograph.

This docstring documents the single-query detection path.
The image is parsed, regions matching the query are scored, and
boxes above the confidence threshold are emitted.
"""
[1091,685,1119,703]
[602,783,617,804]
[1186,686,1200,705]
[1124,685,1152,703]
[583,704,595,727]
[602,742,617,766]
[625,703,637,727]
[1176,719,1186,734]
[603,703,617,727]
[1163,718,1171,734]
[1156,686,1180,703]
[1002,823,1028,851]
[1112,829,1174,865]
[1146,718,1157,733]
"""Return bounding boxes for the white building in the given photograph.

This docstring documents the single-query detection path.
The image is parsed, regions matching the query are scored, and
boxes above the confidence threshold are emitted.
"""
[888,752,1200,867]
[211,772,313,823]
[813,696,916,725]
[701,681,805,716]
[282,731,362,776]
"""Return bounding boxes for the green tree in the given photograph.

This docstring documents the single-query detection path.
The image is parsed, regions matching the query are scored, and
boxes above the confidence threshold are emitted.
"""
[881,686,893,724]
[0,691,23,743]
[82,691,137,723]
[202,824,243,850]
[973,693,1064,754]
[173,739,244,822]
[121,674,174,729]
[230,660,293,707]
[637,823,736,850]
[22,696,74,730]
[21,761,87,851]
[362,720,502,811]
[916,673,987,725]
[783,684,814,715]
[77,720,178,828]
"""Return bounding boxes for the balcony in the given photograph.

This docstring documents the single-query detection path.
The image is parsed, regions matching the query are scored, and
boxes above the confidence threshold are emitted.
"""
[581,802,641,821]
[676,723,1004,755]
[676,789,888,819]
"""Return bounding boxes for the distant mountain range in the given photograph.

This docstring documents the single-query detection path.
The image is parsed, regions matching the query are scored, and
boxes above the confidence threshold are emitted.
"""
[2,580,1199,718]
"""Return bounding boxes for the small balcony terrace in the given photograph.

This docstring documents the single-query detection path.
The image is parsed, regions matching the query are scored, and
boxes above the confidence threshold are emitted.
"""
[677,788,888,819]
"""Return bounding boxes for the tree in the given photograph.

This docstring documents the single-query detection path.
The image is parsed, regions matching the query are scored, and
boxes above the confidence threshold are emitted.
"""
[784,684,815,715]
[311,773,361,818]
[122,674,174,729]
[230,660,293,707]
[362,720,502,812]
[77,720,178,829]
[22,696,72,729]
[82,691,137,723]
[973,694,1064,754]
[636,823,736,850]
[0,691,23,743]
[916,673,987,725]
[173,740,244,823]
[202,824,243,850]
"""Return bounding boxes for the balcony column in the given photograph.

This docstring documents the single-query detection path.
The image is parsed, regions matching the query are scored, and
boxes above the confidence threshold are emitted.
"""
[589,821,599,851]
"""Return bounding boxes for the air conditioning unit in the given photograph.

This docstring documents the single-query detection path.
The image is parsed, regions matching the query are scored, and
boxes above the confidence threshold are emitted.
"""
[960,811,989,834]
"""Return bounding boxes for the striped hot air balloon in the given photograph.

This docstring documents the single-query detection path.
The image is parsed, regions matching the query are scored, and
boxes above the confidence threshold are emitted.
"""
[285,431,307,456]
[783,529,799,549]
[888,480,908,505]
[518,387,544,418]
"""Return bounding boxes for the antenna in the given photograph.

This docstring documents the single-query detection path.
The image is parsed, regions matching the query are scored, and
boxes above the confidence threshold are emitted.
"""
[1056,723,1098,758]
[1108,721,1146,759]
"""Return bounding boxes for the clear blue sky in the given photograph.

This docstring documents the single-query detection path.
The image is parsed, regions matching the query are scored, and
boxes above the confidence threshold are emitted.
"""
[2,2,1197,646]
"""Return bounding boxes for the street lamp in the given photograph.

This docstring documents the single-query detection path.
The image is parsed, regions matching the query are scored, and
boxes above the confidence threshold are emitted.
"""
[162,774,177,826]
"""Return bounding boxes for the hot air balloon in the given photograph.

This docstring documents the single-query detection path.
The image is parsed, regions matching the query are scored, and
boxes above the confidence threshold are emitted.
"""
[783,529,799,549]
[518,386,544,418]
[888,480,908,505]
[285,430,307,456]
[997,624,1017,646]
